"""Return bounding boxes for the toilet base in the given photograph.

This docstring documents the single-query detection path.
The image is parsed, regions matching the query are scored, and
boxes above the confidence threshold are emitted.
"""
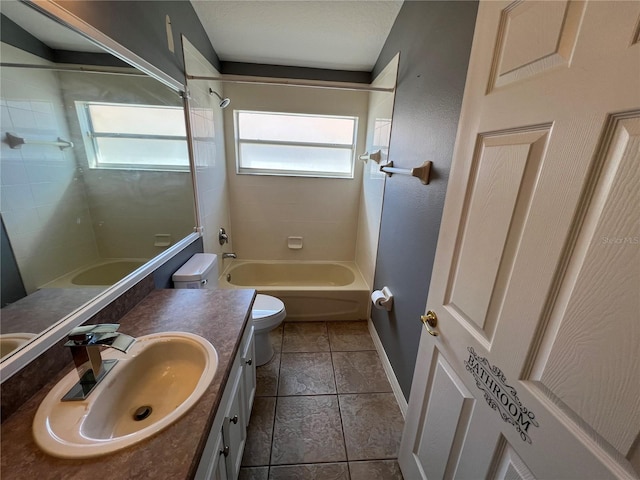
[254,329,274,366]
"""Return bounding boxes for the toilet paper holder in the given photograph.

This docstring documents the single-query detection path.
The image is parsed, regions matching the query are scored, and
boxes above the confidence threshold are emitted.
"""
[371,286,394,311]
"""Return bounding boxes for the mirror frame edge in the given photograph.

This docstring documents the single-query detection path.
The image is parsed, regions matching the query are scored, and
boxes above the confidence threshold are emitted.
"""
[1,0,203,381]
[1,233,202,381]
[25,0,184,92]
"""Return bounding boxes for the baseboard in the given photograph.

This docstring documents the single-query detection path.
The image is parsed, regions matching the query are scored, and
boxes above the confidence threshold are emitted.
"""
[367,318,408,418]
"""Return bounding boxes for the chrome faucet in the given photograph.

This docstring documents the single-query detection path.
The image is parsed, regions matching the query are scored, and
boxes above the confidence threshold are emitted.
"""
[62,323,136,401]
[222,252,237,259]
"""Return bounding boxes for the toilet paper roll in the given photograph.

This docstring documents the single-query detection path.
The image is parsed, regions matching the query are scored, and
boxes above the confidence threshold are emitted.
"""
[371,287,394,311]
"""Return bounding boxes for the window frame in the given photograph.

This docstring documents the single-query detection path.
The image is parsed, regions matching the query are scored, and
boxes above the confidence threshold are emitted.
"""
[234,110,358,179]
[75,101,190,172]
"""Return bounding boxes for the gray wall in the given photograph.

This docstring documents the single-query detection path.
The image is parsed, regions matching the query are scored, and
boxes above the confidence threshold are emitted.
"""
[371,0,478,399]
[57,0,220,82]
[1,217,26,307]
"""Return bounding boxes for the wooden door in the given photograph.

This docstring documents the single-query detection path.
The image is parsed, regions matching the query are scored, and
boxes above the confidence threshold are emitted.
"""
[399,1,640,478]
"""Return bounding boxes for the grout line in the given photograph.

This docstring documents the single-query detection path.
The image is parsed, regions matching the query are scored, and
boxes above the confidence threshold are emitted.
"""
[268,331,283,467]
[330,349,351,469]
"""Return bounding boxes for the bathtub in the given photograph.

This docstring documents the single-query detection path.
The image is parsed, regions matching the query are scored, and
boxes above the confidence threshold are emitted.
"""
[42,259,148,288]
[219,260,370,321]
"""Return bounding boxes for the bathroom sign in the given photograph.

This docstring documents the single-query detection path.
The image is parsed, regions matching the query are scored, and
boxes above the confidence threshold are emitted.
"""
[465,347,539,443]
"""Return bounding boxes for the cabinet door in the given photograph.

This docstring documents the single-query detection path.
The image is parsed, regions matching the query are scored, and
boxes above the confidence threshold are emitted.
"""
[222,367,247,480]
[240,326,256,428]
[206,431,228,480]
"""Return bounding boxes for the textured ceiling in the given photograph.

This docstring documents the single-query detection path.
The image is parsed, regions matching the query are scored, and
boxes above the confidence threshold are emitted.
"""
[190,0,403,71]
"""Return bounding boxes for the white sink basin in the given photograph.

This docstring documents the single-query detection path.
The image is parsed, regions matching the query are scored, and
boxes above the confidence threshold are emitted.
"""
[0,333,36,359]
[33,332,218,458]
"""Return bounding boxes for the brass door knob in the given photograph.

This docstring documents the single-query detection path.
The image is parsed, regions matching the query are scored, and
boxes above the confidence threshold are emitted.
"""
[420,311,439,336]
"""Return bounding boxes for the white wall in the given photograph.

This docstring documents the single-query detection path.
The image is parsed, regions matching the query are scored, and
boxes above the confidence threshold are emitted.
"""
[0,43,98,292]
[354,55,399,286]
[223,83,368,261]
[183,38,232,255]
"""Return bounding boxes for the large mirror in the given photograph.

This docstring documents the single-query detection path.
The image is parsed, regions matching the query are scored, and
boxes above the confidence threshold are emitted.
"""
[0,2,197,364]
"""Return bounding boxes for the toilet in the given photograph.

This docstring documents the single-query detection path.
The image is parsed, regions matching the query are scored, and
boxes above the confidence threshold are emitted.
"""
[172,253,285,366]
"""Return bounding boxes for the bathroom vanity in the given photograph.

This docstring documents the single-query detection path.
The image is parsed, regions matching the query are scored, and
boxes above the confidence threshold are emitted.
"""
[0,288,256,479]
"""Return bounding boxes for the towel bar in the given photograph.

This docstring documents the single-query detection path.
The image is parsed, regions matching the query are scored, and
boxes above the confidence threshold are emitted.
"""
[380,160,432,185]
[5,132,74,150]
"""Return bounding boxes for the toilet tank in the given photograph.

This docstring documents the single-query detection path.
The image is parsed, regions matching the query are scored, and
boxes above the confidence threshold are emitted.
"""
[172,253,219,289]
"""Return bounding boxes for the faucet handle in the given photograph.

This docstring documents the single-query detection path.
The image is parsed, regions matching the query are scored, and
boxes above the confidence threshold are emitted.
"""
[219,227,229,245]
[67,324,120,343]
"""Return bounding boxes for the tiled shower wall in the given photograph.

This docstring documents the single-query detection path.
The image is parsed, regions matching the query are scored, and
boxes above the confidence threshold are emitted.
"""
[183,38,233,255]
[354,55,398,287]
[0,43,98,293]
[223,83,368,262]
[58,71,195,259]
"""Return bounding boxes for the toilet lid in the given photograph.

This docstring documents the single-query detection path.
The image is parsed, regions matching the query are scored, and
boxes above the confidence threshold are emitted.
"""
[252,294,285,319]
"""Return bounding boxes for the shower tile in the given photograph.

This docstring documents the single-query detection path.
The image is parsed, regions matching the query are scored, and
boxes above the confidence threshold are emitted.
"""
[282,322,330,352]
[327,321,375,351]
[332,351,392,394]
[269,463,350,480]
[278,352,336,396]
[339,393,403,461]
[242,397,276,467]
[256,352,280,397]
[271,395,346,465]
[239,466,269,480]
[349,460,404,480]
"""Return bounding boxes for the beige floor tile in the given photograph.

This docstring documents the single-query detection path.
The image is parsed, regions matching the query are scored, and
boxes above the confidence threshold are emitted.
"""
[269,463,349,480]
[256,352,280,397]
[278,352,336,396]
[242,397,276,467]
[349,460,404,479]
[327,321,375,351]
[332,351,392,394]
[239,466,269,480]
[339,393,403,461]
[282,322,330,352]
[270,324,284,353]
[271,395,346,465]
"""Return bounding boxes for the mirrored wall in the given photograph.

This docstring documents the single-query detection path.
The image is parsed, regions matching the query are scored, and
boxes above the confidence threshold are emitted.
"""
[0,2,197,361]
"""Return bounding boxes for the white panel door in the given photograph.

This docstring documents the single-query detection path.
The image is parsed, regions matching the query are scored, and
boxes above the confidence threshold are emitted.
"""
[399,1,640,479]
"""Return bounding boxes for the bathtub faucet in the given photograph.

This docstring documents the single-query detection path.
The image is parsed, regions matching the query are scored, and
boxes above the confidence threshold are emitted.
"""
[222,252,237,259]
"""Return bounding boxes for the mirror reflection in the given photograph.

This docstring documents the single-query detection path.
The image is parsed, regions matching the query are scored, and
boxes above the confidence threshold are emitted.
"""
[0,4,196,361]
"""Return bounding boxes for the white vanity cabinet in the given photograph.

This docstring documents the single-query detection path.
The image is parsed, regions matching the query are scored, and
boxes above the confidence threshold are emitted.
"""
[240,327,256,429]
[195,324,256,480]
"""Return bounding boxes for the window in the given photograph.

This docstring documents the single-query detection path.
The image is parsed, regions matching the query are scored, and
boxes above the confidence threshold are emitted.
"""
[75,102,189,171]
[234,111,358,178]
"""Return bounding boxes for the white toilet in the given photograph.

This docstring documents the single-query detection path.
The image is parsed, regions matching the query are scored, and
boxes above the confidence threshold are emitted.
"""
[172,253,285,366]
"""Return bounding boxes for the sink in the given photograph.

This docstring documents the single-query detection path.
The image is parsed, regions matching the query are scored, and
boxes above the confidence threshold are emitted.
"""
[33,332,218,458]
[0,333,37,359]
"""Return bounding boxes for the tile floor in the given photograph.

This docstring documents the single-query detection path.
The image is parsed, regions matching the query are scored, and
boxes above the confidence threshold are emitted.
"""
[239,321,405,480]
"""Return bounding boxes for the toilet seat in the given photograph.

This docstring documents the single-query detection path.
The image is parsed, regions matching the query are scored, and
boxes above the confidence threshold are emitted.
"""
[251,294,286,332]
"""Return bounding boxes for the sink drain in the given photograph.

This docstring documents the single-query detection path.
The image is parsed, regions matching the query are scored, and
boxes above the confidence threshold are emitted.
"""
[133,405,153,421]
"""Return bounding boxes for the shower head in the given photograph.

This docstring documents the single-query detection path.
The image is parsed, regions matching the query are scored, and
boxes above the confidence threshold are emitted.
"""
[209,88,231,109]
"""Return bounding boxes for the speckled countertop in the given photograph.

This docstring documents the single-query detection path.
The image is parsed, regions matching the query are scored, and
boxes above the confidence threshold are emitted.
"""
[1,287,106,335]
[0,288,255,480]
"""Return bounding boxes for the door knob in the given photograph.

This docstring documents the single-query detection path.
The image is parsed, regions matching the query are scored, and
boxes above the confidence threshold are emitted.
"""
[420,311,439,336]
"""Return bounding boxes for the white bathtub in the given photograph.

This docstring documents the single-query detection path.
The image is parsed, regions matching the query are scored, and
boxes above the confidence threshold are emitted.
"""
[42,259,148,288]
[219,260,370,321]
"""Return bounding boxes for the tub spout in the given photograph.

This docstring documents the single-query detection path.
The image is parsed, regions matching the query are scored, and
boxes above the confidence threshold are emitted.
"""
[222,252,237,259]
